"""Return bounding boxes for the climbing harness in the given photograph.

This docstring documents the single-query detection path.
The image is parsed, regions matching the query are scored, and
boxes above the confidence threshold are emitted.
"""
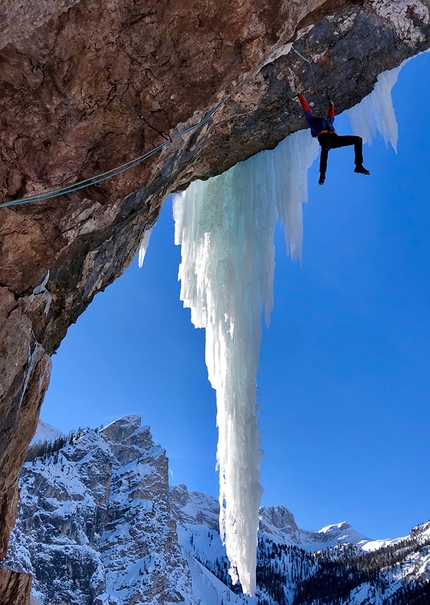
[0,102,222,210]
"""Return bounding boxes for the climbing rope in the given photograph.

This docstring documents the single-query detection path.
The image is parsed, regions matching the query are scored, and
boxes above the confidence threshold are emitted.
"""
[292,42,320,97]
[0,102,223,210]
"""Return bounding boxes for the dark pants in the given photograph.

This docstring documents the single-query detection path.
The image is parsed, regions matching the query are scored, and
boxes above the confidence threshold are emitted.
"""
[318,133,364,176]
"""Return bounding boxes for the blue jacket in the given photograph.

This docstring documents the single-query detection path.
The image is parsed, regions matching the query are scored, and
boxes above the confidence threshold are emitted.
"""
[304,112,335,138]
[298,94,335,138]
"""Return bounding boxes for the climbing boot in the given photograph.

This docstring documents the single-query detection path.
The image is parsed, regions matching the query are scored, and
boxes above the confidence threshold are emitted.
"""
[354,164,370,175]
[318,173,326,185]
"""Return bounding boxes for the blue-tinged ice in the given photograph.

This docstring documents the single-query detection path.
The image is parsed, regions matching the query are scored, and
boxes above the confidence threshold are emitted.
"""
[173,130,318,595]
[346,63,407,152]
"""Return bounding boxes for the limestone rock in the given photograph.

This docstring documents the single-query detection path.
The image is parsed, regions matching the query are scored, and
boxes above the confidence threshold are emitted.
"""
[259,505,300,539]
[101,415,143,444]
[0,287,51,560]
[0,568,32,605]
[170,483,221,531]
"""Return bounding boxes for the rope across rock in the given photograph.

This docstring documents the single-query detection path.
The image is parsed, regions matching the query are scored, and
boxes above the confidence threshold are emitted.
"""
[0,102,223,210]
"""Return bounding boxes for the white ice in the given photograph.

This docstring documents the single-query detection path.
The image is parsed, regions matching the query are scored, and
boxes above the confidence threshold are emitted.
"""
[346,62,409,152]
[173,130,318,595]
[137,227,153,268]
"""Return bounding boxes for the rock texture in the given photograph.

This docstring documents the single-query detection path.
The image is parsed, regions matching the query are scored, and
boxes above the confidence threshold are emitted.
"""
[0,287,51,560]
[5,417,192,605]
[1,2,430,600]
[0,568,32,605]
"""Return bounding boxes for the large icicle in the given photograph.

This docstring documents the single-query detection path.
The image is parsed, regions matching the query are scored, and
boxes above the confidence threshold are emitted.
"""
[173,130,318,595]
[137,227,153,268]
[346,63,408,152]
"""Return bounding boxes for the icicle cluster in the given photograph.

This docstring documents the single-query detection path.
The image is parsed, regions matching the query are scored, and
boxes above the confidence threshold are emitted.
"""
[346,63,406,152]
[173,130,318,595]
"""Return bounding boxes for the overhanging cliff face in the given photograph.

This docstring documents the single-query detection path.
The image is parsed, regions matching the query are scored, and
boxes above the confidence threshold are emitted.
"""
[0,0,430,596]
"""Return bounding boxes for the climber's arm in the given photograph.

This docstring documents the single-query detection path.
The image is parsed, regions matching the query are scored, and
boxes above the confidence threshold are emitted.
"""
[298,94,313,116]
[298,93,318,134]
[327,102,335,127]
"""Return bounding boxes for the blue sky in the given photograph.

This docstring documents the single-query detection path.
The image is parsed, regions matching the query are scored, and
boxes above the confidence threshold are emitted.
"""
[42,52,430,540]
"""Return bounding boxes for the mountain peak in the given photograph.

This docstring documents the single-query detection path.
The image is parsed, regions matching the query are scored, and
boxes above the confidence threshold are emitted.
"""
[100,415,142,443]
[260,505,299,533]
[30,420,65,446]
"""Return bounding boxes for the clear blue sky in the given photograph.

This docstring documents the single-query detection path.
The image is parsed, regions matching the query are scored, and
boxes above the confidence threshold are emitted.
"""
[42,52,430,541]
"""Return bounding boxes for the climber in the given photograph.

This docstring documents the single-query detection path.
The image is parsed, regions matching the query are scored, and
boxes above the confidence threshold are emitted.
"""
[298,93,370,185]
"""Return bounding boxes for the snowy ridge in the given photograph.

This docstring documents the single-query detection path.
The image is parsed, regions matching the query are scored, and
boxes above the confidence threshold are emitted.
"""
[172,485,430,605]
[259,507,370,552]
[5,419,430,604]
[6,417,195,605]
[359,520,430,553]
[30,419,65,445]
[172,486,370,554]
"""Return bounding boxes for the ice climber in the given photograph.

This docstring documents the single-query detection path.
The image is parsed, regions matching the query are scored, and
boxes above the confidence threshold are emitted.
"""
[298,93,370,185]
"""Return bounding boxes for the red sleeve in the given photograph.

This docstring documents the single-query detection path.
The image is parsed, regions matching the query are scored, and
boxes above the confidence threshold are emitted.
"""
[327,103,335,120]
[298,94,312,115]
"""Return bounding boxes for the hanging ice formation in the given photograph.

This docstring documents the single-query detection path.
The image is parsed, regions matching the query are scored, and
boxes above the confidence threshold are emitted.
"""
[346,61,408,152]
[137,227,153,268]
[173,130,318,595]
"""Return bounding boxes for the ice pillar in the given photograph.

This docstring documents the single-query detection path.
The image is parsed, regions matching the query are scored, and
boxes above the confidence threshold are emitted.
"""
[173,130,318,595]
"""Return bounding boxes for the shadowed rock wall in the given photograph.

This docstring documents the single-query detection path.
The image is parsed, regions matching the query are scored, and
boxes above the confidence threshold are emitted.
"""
[0,568,31,605]
[1,1,430,602]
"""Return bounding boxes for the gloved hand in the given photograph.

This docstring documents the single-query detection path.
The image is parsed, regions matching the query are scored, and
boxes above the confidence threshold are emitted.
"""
[318,174,326,185]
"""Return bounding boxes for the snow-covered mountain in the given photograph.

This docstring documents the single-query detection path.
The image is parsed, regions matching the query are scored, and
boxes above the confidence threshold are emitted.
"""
[5,416,430,605]
[172,485,430,604]
[30,420,65,446]
[6,416,192,605]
